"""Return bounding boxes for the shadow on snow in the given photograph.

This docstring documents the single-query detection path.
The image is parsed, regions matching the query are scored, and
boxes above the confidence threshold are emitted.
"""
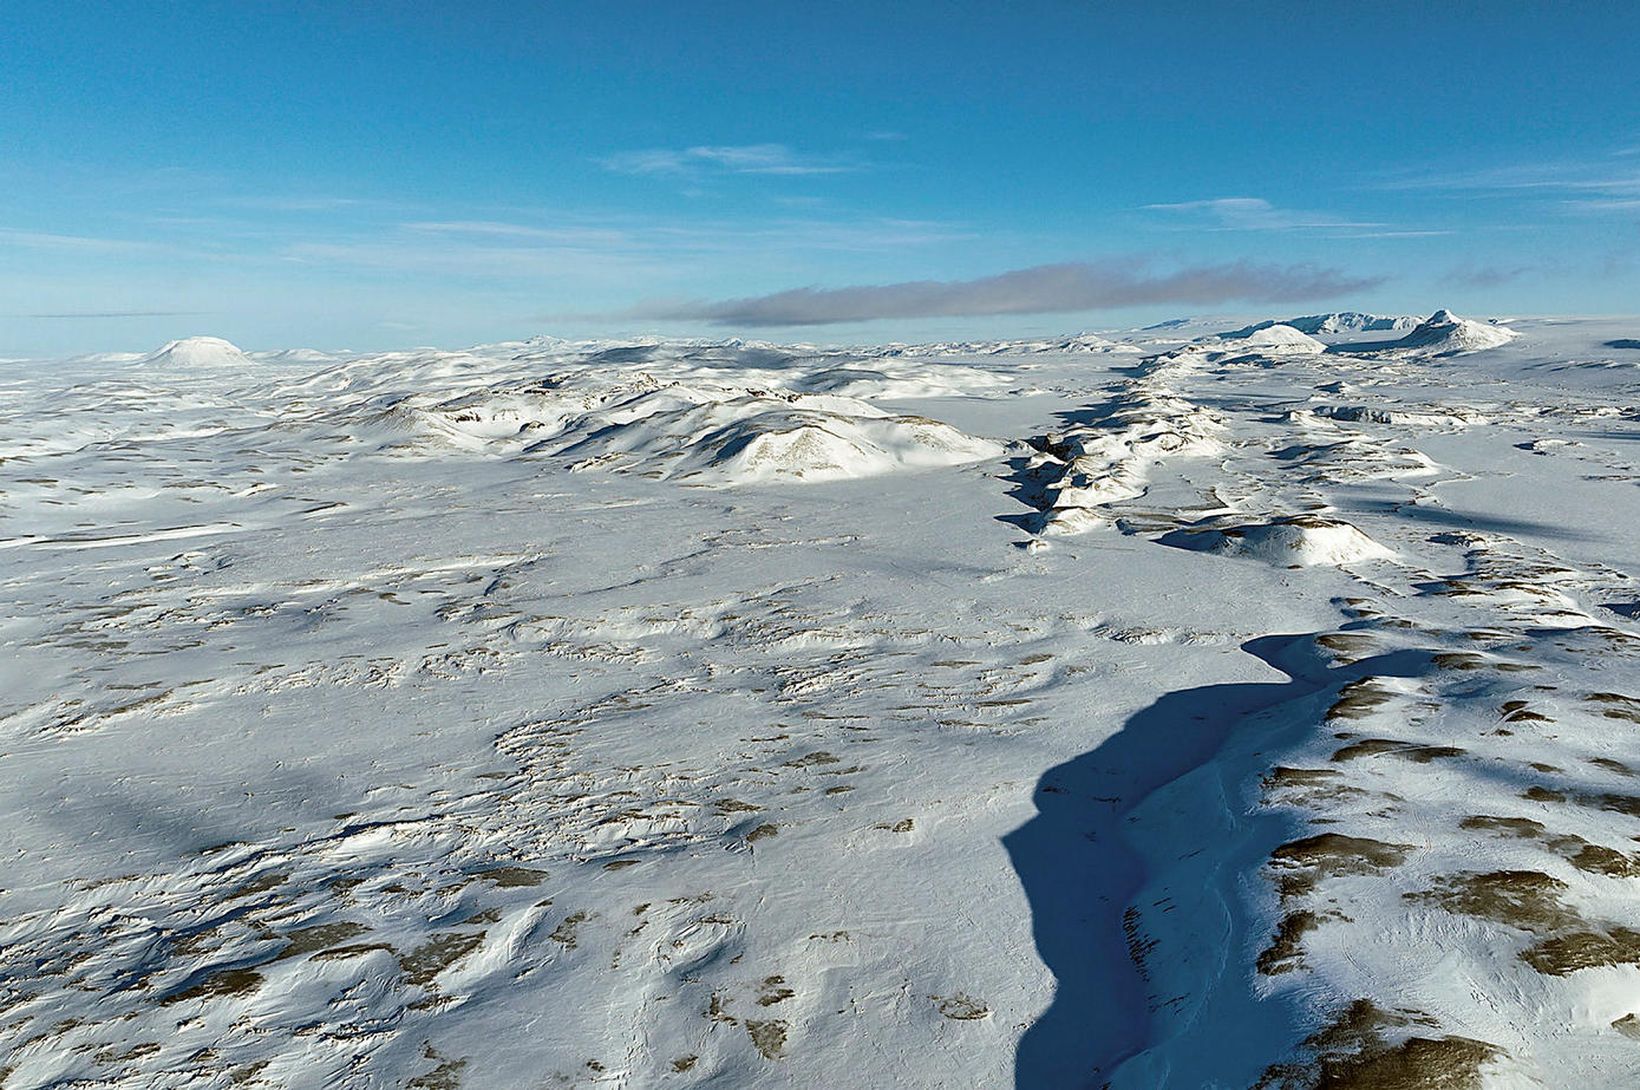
[1003,634,1431,1088]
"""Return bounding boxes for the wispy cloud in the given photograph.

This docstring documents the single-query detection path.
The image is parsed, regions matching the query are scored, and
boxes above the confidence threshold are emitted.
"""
[220,195,382,212]
[1445,263,1533,289]
[277,214,964,280]
[278,239,637,279]
[1330,229,1454,239]
[0,228,164,253]
[636,259,1383,327]
[1563,197,1640,213]
[14,310,206,319]
[1375,153,1640,214]
[402,220,634,246]
[1144,197,1381,232]
[598,143,855,177]
[395,215,968,257]
[1379,163,1640,196]
[699,217,969,252]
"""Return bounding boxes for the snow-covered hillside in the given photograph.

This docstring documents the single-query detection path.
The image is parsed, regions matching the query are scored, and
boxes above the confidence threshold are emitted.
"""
[3,311,1639,1088]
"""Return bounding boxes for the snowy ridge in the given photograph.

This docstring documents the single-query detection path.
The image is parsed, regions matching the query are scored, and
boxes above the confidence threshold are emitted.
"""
[1022,347,1227,535]
[869,332,1142,357]
[289,349,1014,483]
[1221,312,1420,340]
[543,387,1007,484]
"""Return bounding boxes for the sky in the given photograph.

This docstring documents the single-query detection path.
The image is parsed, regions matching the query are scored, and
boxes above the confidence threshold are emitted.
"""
[3,1,1640,356]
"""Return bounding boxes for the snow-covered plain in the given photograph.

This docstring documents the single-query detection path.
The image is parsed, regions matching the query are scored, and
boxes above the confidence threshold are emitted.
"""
[3,312,1639,1088]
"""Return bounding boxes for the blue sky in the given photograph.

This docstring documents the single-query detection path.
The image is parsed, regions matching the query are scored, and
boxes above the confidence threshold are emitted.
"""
[4,2,1639,354]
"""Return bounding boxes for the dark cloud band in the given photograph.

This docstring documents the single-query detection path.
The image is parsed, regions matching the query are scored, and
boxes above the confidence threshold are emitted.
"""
[640,260,1384,326]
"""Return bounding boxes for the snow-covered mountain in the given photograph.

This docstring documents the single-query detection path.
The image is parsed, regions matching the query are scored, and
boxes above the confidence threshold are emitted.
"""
[140,335,253,368]
[1223,312,1420,340]
[1287,311,1421,335]
[1213,323,1327,353]
[1384,308,1519,354]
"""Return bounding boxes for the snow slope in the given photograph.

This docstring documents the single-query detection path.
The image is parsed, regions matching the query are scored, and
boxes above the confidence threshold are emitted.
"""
[2,316,1638,1089]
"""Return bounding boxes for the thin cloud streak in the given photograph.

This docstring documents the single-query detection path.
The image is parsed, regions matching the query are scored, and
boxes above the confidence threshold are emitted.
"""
[1373,156,1640,214]
[1378,165,1640,195]
[639,260,1385,327]
[403,220,634,246]
[1445,263,1533,289]
[598,143,855,177]
[219,195,384,212]
[1331,229,1454,239]
[387,215,971,259]
[1564,198,1640,213]
[17,310,207,319]
[0,229,165,254]
[1144,197,1382,231]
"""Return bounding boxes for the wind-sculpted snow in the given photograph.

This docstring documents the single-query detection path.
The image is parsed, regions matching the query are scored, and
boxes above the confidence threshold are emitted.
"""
[3,318,1639,1089]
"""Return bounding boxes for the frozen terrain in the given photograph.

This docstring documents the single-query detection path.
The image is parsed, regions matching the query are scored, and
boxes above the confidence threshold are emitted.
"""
[2,312,1639,1088]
